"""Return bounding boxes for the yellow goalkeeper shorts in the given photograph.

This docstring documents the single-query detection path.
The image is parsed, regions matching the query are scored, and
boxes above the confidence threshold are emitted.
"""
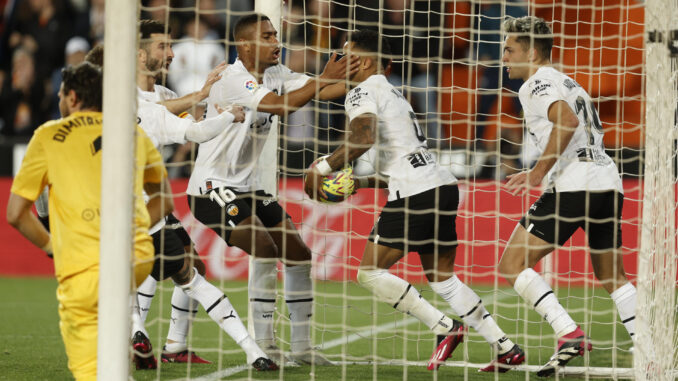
[56,244,153,380]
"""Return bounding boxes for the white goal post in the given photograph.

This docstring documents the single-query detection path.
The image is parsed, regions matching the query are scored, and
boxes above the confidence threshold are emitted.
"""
[98,0,137,380]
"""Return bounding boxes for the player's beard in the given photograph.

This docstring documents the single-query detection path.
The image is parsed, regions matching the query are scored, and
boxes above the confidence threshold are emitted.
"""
[146,57,166,83]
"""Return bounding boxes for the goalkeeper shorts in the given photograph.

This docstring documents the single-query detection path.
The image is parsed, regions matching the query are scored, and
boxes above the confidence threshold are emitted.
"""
[368,184,459,255]
[519,190,623,250]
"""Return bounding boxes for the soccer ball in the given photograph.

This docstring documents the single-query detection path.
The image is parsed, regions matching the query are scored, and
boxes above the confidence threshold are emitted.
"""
[309,156,355,204]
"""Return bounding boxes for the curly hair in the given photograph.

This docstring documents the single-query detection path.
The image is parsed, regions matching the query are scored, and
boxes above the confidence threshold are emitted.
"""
[61,62,103,111]
[503,16,553,60]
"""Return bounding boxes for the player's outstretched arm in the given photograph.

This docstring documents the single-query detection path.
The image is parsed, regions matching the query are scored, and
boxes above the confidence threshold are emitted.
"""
[505,100,579,195]
[7,192,52,256]
[144,178,174,227]
[258,53,359,116]
[160,61,227,115]
[304,113,377,199]
[184,105,245,143]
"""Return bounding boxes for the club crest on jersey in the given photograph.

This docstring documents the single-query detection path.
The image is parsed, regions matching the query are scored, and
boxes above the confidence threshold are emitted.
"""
[244,80,258,92]
[227,204,239,216]
[206,181,213,191]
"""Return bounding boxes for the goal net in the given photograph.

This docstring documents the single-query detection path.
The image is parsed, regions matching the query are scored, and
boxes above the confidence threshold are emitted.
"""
[115,0,677,379]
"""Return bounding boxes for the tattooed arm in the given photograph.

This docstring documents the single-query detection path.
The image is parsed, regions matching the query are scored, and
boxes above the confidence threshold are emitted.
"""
[304,113,386,199]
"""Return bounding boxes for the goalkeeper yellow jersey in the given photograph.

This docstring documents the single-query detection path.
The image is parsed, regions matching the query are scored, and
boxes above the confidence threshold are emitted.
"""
[11,111,166,282]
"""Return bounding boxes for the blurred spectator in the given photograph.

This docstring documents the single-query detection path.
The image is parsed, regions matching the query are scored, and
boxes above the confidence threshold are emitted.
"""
[472,1,525,149]
[470,1,526,177]
[48,36,90,119]
[89,0,105,43]
[168,16,224,96]
[0,48,46,135]
[7,0,81,83]
[140,0,182,39]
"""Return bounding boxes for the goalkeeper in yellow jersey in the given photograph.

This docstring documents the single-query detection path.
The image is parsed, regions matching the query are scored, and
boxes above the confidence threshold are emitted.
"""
[6,62,172,381]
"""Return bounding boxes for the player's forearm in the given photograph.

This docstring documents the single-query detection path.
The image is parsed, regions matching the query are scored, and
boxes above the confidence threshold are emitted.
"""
[318,82,348,100]
[144,179,174,226]
[532,123,575,177]
[326,143,372,172]
[184,111,235,143]
[159,92,205,116]
[7,194,50,251]
[259,78,328,116]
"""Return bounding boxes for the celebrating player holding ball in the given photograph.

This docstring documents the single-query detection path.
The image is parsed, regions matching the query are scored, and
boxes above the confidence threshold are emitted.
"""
[304,29,525,372]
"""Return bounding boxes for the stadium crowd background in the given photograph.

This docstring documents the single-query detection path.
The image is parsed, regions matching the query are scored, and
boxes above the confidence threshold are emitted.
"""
[0,0,643,178]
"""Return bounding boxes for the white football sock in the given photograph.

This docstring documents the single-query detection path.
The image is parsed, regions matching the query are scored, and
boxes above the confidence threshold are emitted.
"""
[514,268,577,337]
[130,294,149,338]
[165,286,198,351]
[137,275,157,323]
[249,259,278,346]
[610,282,636,339]
[180,270,261,361]
[285,264,313,353]
[357,268,455,335]
[430,275,514,353]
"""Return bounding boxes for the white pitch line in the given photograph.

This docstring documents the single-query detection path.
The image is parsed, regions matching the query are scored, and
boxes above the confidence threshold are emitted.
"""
[178,291,516,381]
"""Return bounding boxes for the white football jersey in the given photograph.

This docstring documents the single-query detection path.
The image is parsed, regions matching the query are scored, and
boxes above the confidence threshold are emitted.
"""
[135,87,181,235]
[187,59,310,195]
[345,74,456,201]
[519,66,622,193]
[138,84,178,103]
[137,100,190,147]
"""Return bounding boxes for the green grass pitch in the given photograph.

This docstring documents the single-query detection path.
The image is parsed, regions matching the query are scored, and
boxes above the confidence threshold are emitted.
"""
[0,276,633,380]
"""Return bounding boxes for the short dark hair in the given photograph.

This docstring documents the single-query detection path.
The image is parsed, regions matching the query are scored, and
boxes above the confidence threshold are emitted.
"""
[61,62,103,111]
[139,19,171,49]
[503,16,553,60]
[233,13,270,40]
[84,45,104,67]
[347,29,392,70]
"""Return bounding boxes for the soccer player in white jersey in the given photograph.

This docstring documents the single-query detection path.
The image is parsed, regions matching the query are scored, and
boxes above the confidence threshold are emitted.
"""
[80,46,278,371]
[304,29,525,372]
[498,16,637,377]
[186,13,358,365]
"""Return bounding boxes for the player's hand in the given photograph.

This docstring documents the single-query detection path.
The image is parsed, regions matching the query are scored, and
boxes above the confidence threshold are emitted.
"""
[319,52,360,85]
[216,104,245,123]
[199,61,228,100]
[505,169,544,196]
[303,167,328,201]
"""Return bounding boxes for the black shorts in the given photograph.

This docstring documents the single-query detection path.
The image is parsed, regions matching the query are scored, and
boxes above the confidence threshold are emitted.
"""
[519,190,623,250]
[368,184,459,255]
[165,214,191,247]
[188,188,290,245]
[150,228,186,281]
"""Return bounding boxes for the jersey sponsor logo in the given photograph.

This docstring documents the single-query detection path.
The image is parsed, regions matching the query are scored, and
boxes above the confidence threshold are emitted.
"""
[249,113,274,130]
[227,204,239,216]
[81,208,99,221]
[530,82,552,97]
[407,150,433,168]
[347,87,365,107]
[244,80,258,92]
